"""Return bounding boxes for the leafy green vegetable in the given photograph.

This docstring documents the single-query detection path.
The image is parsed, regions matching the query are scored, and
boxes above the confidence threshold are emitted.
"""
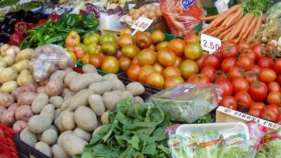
[256,139,281,158]
[75,98,171,158]
[241,0,273,16]
[0,0,19,8]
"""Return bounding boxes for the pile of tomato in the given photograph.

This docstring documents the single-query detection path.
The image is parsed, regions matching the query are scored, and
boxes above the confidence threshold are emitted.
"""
[194,40,281,123]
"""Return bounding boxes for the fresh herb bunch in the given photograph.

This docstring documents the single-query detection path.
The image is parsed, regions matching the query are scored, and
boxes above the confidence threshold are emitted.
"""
[241,0,273,16]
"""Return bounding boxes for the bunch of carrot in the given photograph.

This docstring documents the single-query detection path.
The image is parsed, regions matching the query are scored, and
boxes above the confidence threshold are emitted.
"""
[199,5,264,43]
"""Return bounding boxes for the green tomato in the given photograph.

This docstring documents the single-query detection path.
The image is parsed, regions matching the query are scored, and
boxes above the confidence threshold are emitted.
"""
[83,33,100,45]
[101,34,117,44]
[85,44,98,55]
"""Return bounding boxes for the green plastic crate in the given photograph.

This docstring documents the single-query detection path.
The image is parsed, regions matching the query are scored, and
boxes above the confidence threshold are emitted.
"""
[76,60,118,76]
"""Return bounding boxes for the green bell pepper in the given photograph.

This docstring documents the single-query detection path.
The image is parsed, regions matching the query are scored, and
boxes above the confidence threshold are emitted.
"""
[81,14,99,29]
[66,14,82,28]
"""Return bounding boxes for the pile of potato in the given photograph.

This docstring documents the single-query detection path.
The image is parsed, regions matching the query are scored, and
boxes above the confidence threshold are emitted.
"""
[18,64,146,157]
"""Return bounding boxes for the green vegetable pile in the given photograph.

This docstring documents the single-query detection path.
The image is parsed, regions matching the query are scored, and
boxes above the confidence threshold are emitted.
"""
[0,0,19,8]
[75,98,171,158]
[256,139,281,158]
[241,0,273,16]
[20,13,99,49]
[9,1,43,12]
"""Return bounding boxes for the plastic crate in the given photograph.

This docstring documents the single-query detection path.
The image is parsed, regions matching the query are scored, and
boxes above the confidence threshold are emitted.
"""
[0,123,19,158]
[76,60,119,76]
[118,71,162,95]
[13,133,50,158]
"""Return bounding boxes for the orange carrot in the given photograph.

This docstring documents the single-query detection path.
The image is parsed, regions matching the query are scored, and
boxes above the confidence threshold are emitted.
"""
[228,16,248,39]
[224,7,243,28]
[240,16,258,41]
[214,5,241,27]
[200,15,218,21]
[252,15,264,36]
[237,14,255,40]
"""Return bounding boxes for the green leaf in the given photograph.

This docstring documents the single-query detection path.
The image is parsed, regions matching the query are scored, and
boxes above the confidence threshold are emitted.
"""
[127,135,140,150]
[88,124,112,145]
[90,144,120,157]
[152,127,166,142]
[118,146,135,158]
[142,143,157,155]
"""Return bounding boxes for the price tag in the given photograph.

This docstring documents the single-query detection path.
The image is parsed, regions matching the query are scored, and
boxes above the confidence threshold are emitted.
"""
[131,17,153,35]
[200,34,221,53]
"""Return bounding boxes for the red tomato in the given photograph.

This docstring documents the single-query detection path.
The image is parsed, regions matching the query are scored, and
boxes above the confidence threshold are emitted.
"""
[244,71,259,84]
[250,102,265,110]
[217,78,233,96]
[228,67,244,81]
[259,68,277,83]
[267,91,281,106]
[273,58,281,74]
[200,66,216,83]
[248,108,263,117]
[267,82,281,93]
[252,65,261,74]
[251,43,266,61]
[248,81,268,101]
[232,78,250,94]
[202,54,221,70]
[235,56,254,71]
[220,57,236,73]
[187,74,211,84]
[238,43,251,50]
[219,96,238,110]
[257,57,274,69]
[261,105,279,122]
[220,40,238,59]
[127,64,142,81]
[234,91,252,111]
[265,43,276,58]
[276,74,281,86]
[195,54,207,70]
[266,104,279,115]
[239,48,256,61]
[277,115,281,124]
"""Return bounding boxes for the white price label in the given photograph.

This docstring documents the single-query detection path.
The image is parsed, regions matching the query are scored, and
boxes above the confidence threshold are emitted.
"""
[131,17,153,32]
[200,34,221,53]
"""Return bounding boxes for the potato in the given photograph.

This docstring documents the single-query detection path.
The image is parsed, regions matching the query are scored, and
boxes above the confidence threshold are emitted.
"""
[74,106,98,132]
[112,79,126,91]
[0,67,5,73]
[88,80,113,95]
[57,131,73,147]
[69,73,103,92]
[1,81,17,93]
[15,105,33,122]
[126,82,145,96]
[2,55,15,66]
[0,67,17,84]
[61,98,71,111]
[13,120,27,131]
[64,71,78,88]
[133,96,145,104]
[63,92,76,100]
[52,144,69,158]
[40,104,55,122]
[18,92,37,105]
[20,127,37,147]
[36,86,46,93]
[103,73,118,81]
[34,142,52,157]
[58,55,72,70]
[0,106,6,118]
[55,109,61,118]
[0,92,14,107]
[62,134,87,156]
[16,48,34,61]
[28,115,52,134]
[8,103,20,111]
[50,70,67,80]
[49,96,64,108]
[31,93,49,114]
[61,110,75,130]
[101,112,109,124]
[45,78,64,97]
[1,110,16,126]
[82,64,97,73]
[21,82,38,92]
[40,128,58,146]
[88,94,105,116]
[0,60,7,67]
[110,90,123,96]
[73,128,91,142]
[61,88,71,98]
[103,92,123,111]
[13,59,30,73]
[17,69,35,87]
[64,67,73,73]
[121,90,134,100]
[69,89,92,111]
[92,126,103,138]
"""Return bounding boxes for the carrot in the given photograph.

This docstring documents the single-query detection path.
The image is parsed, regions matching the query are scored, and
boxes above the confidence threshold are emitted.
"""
[237,14,255,39]
[218,27,234,39]
[214,5,241,27]
[252,15,264,36]
[246,29,255,42]
[200,140,225,147]
[228,16,248,39]
[240,16,258,41]
[224,7,243,28]
[200,15,218,21]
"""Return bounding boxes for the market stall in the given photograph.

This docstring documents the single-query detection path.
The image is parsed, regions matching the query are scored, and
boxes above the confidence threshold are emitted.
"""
[0,0,281,158]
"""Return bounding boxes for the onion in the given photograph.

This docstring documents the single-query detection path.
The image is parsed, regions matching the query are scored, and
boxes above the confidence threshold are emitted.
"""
[5,45,20,58]
[269,40,278,47]
[278,37,281,47]
[0,44,9,56]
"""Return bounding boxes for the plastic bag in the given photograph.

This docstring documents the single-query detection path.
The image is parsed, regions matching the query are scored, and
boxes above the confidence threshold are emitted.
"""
[29,44,74,82]
[265,2,281,24]
[159,0,203,37]
[149,83,223,123]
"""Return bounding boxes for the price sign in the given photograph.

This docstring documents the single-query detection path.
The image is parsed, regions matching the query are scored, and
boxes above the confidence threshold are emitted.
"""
[200,34,221,53]
[131,17,153,32]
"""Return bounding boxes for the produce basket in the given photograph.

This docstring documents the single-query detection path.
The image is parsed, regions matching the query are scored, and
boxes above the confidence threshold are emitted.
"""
[122,0,171,33]
[76,60,119,76]
[118,71,162,95]
[13,133,50,158]
[0,123,19,158]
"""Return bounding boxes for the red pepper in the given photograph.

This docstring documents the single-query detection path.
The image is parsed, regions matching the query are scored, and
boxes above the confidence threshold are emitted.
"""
[14,21,27,34]
[27,23,38,30]
[48,14,60,24]
[10,33,24,46]
[39,19,47,25]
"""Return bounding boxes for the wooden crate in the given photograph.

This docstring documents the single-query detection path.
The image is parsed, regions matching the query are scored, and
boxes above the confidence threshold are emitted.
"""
[216,106,280,132]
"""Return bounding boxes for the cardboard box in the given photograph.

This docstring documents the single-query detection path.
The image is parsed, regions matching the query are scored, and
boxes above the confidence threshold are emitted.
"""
[216,106,280,131]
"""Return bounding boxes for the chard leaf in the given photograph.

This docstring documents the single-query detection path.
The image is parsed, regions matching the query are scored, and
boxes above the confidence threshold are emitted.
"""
[118,146,135,158]
[102,127,113,142]
[90,144,120,157]
[127,135,140,150]
[89,124,111,145]
[115,135,127,147]
[152,127,166,142]
[142,143,157,155]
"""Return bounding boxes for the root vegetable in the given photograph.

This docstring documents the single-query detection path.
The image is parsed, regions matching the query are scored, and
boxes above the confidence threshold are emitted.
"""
[13,60,30,73]
[64,71,78,88]
[101,112,109,124]
[74,106,98,132]
[126,82,145,96]
[7,103,20,111]
[52,144,69,158]
[20,128,37,147]
[17,69,35,87]
[15,105,33,122]
[103,73,118,81]
[50,70,67,80]
[0,60,7,67]
[111,79,126,91]
[0,92,14,107]
[73,128,91,142]
[69,73,103,92]
[35,142,52,157]
[0,106,6,118]
[16,48,34,61]
[0,67,17,84]
[88,80,113,95]
[40,129,58,146]
[61,110,75,131]
[45,78,64,97]
[13,120,27,131]
[103,92,123,111]
[40,104,55,122]
[92,126,103,138]
[57,131,73,147]
[88,94,106,116]
[62,134,87,156]
[69,89,92,111]
[2,55,15,66]
[49,96,64,108]
[18,92,37,105]
[1,110,16,126]
[28,115,52,134]
[82,64,97,73]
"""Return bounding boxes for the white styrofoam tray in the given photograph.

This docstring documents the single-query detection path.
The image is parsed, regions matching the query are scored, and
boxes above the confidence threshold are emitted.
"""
[176,122,250,140]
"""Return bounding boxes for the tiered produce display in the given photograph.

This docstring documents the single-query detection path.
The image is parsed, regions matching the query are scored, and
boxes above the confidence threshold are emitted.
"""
[1,0,281,158]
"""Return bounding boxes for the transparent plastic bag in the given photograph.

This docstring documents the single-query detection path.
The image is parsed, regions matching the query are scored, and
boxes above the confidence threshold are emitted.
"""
[159,0,203,37]
[149,83,223,123]
[29,44,74,82]
[265,2,281,24]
